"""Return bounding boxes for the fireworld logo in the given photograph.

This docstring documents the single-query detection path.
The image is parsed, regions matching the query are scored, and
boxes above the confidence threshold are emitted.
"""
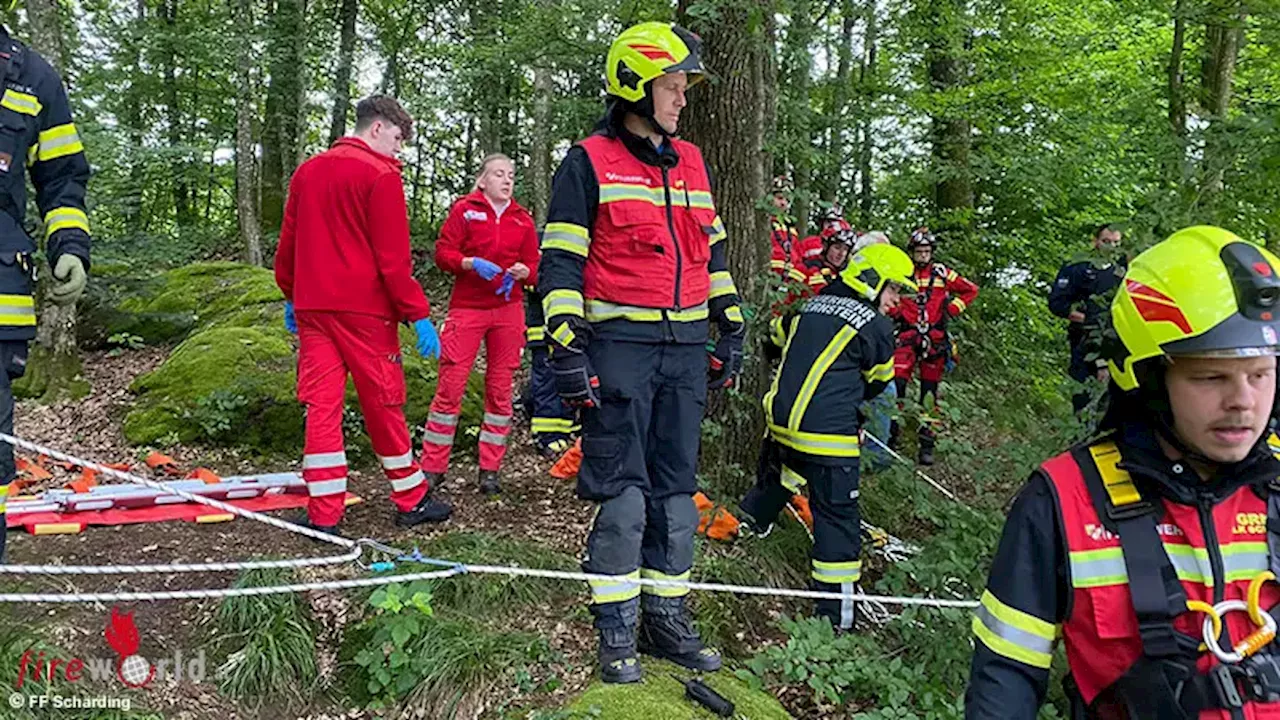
[15,607,206,690]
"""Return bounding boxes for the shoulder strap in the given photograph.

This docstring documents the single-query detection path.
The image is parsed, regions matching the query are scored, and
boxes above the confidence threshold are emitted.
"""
[1075,440,1188,659]
[3,37,23,84]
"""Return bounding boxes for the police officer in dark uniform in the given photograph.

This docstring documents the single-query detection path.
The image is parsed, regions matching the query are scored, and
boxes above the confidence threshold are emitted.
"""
[1048,224,1125,414]
[0,25,92,563]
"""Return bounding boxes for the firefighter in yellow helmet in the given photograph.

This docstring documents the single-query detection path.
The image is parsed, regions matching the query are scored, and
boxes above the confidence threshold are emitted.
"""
[967,227,1280,717]
[741,230,915,631]
[0,23,91,564]
[537,22,745,683]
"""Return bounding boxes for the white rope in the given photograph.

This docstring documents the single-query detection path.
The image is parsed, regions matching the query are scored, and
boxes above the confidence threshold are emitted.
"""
[0,561,980,607]
[0,432,354,549]
[863,431,959,501]
[0,548,363,575]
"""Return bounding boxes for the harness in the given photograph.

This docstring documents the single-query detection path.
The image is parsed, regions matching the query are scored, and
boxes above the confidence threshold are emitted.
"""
[1066,439,1280,718]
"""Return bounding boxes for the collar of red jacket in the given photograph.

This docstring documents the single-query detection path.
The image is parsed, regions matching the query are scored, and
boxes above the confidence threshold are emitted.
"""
[333,136,403,170]
[460,189,528,218]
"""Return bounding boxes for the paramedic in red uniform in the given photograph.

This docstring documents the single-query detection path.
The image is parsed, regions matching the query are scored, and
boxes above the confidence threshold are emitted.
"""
[275,95,452,532]
[421,153,540,496]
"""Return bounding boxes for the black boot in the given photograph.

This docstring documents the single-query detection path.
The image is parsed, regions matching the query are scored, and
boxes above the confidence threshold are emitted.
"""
[918,428,936,466]
[637,595,721,672]
[888,420,901,451]
[596,599,642,684]
[289,510,343,539]
[478,470,501,496]
[395,489,453,527]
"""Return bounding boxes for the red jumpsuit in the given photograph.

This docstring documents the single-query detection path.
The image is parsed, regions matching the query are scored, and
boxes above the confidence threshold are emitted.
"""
[422,190,540,474]
[275,137,431,526]
[889,263,978,383]
[770,219,809,310]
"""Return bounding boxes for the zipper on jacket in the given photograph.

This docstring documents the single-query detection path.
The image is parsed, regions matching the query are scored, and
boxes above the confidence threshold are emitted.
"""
[662,165,682,311]
[1199,490,1226,606]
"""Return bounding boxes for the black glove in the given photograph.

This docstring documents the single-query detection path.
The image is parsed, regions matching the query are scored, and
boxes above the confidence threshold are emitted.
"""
[551,346,601,408]
[707,330,744,390]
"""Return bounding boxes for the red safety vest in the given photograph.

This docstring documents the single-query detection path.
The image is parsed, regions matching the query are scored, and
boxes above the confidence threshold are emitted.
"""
[578,135,714,313]
[1044,439,1280,717]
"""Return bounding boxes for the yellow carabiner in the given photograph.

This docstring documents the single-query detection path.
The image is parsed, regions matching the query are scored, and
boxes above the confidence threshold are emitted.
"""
[1248,570,1277,627]
[1187,599,1223,652]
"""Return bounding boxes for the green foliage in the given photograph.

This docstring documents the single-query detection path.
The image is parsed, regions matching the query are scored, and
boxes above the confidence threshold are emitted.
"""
[567,658,791,719]
[212,568,319,708]
[415,532,579,616]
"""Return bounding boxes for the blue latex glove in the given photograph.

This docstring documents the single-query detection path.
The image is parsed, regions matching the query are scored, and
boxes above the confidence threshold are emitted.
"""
[413,318,440,359]
[284,302,298,334]
[470,258,502,281]
[495,273,515,300]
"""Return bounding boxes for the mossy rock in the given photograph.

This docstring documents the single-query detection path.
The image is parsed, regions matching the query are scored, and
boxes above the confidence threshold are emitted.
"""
[565,660,791,719]
[122,325,302,452]
[79,261,284,349]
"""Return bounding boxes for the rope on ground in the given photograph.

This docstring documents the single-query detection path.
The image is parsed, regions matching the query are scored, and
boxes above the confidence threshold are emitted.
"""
[0,549,363,575]
[863,431,959,501]
[0,559,980,608]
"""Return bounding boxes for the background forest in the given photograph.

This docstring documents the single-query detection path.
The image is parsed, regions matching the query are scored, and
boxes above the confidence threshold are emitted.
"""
[1,0,1278,716]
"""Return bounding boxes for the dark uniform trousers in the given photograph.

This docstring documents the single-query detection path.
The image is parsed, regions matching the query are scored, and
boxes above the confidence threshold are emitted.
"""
[579,339,707,626]
[0,341,28,562]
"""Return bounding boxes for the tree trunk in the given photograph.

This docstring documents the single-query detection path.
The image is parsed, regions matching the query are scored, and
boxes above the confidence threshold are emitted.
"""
[1200,2,1246,198]
[161,0,192,228]
[21,0,87,402]
[925,0,973,231]
[530,65,553,226]
[857,0,877,226]
[327,0,358,146]
[824,0,855,206]
[259,0,306,234]
[236,0,262,266]
[677,0,774,488]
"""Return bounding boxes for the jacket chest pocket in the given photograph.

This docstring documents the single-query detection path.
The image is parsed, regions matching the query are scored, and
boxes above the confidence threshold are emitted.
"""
[461,218,495,256]
[0,105,31,232]
[605,202,673,260]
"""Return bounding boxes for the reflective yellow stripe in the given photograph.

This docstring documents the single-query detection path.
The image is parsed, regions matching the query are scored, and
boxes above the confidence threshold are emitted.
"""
[769,316,788,347]
[768,424,861,458]
[780,465,807,493]
[589,570,641,604]
[972,590,1058,669]
[1089,442,1141,507]
[708,215,727,245]
[0,294,35,326]
[812,559,862,584]
[724,306,743,324]
[543,222,591,257]
[37,123,84,162]
[641,568,691,597]
[0,482,7,514]
[789,268,807,282]
[532,417,576,433]
[950,297,967,313]
[1,89,40,116]
[686,190,714,211]
[708,271,737,300]
[789,326,857,431]
[44,207,90,238]
[526,326,546,343]
[550,322,576,348]
[585,300,709,324]
[544,289,584,319]
[863,358,895,383]
[599,183,666,206]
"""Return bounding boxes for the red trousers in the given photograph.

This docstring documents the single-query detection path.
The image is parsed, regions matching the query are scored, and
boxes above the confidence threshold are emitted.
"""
[421,303,524,473]
[894,330,947,384]
[297,311,428,526]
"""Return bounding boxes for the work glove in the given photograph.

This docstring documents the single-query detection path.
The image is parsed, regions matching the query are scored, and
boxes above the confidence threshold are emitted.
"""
[551,346,601,409]
[413,318,440,360]
[49,255,87,306]
[707,330,745,390]
[283,302,298,334]
[495,273,515,301]
[469,257,502,281]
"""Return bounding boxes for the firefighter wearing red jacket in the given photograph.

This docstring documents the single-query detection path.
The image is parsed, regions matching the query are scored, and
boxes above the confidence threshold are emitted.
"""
[769,176,807,290]
[539,22,745,684]
[800,205,847,274]
[422,154,540,496]
[966,226,1280,718]
[275,95,451,531]
[887,227,978,465]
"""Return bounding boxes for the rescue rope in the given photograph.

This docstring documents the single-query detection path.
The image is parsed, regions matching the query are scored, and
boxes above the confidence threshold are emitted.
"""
[0,433,982,610]
[863,431,959,501]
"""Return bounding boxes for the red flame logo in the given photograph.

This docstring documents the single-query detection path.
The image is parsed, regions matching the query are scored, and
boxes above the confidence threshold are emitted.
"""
[628,43,675,62]
[104,607,154,688]
[1127,280,1193,334]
